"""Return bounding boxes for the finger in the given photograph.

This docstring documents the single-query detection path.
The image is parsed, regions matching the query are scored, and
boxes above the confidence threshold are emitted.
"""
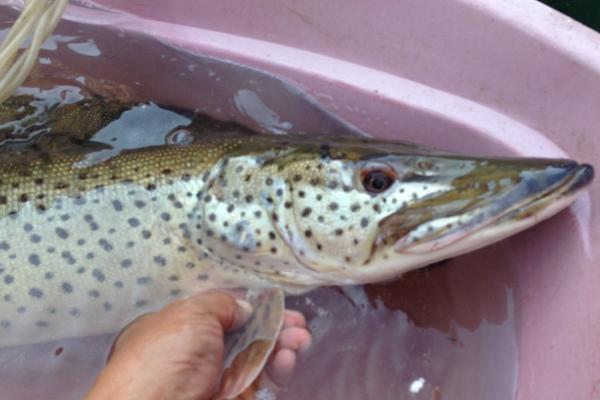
[174,291,253,332]
[231,299,253,330]
[283,310,307,329]
[267,348,297,385]
[277,326,312,353]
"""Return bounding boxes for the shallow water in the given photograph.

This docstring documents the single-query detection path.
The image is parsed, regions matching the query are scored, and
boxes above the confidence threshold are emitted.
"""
[0,6,518,399]
[282,246,518,400]
[0,96,519,400]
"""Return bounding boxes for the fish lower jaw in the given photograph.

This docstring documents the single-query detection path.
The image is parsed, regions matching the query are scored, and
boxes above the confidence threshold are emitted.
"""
[340,187,586,285]
[395,188,581,258]
[394,168,590,255]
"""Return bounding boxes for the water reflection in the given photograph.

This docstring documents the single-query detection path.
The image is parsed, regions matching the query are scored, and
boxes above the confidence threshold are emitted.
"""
[283,244,518,400]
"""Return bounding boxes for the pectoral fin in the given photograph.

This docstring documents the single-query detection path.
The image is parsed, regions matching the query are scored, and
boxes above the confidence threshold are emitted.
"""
[214,288,285,400]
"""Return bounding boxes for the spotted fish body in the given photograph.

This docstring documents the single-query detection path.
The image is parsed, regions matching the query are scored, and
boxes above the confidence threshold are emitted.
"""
[0,130,593,348]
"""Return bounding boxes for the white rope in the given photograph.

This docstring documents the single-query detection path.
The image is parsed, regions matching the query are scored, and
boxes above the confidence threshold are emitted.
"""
[0,0,69,103]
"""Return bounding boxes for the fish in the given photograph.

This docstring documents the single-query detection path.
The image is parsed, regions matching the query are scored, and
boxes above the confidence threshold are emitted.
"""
[0,126,594,398]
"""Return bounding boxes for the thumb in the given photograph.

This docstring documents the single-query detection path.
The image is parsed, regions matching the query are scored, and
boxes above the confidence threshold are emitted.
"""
[231,298,253,330]
[185,291,254,332]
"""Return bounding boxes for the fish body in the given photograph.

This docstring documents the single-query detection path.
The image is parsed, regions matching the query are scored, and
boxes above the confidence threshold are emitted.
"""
[0,131,593,347]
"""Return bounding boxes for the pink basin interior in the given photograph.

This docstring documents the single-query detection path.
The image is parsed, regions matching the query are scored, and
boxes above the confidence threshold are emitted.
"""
[1,0,599,399]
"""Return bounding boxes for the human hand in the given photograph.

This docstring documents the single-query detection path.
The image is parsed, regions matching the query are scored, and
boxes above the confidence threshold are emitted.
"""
[85,291,311,400]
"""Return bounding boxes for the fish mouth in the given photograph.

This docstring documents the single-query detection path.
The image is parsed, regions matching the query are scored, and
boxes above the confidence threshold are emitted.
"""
[379,161,594,255]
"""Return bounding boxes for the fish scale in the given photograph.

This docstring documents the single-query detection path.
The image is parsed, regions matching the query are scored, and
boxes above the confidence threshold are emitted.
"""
[0,121,593,398]
[0,135,278,346]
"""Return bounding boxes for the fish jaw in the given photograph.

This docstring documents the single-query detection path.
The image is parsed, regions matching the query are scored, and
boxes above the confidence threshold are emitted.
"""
[349,162,594,284]
[391,162,593,254]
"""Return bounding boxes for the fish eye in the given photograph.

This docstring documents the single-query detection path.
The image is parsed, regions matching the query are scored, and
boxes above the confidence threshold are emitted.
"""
[361,167,396,193]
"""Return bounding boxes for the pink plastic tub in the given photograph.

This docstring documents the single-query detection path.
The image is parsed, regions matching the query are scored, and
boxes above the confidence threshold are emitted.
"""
[1,1,599,399]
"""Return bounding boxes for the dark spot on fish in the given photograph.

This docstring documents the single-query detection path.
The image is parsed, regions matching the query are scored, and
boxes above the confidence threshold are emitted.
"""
[28,253,41,267]
[29,288,43,298]
[137,276,152,285]
[92,269,106,282]
[135,300,148,308]
[4,275,14,284]
[61,282,73,293]
[360,217,369,228]
[121,259,132,268]
[141,230,152,239]
[160,212,171,221]
[69,308,81,317]
[112,200,123,211]
[328,202,339,211]
[153,255,167,267]
[88,290,100,299]
[54,227,69,239]
[128,217,140,227]
[61,251,76,265]
[335,229,344,236]
[98,239,113,251]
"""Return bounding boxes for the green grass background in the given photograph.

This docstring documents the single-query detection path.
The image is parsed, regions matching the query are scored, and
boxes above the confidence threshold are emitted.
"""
[539,0,600,31]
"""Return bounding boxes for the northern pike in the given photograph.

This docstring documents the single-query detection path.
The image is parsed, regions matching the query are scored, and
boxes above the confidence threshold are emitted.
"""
[0,106,594,397]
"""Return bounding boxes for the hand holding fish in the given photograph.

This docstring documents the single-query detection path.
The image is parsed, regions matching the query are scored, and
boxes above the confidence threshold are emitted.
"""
[85,291,311,400]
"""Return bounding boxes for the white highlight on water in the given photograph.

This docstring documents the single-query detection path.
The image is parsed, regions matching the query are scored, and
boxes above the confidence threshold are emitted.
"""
[409,377,425,394]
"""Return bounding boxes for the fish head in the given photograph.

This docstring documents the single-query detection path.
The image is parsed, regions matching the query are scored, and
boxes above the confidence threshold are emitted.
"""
[200,137,594,287]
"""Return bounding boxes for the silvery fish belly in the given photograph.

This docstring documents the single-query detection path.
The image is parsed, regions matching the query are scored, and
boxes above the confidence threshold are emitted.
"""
[0,131,594,347]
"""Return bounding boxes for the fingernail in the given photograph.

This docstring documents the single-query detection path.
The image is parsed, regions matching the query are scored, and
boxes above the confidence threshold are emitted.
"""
[232,299,253,329]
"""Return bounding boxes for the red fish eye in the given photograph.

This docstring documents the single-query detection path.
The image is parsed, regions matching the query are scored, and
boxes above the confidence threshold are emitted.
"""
[361,167,396,193]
